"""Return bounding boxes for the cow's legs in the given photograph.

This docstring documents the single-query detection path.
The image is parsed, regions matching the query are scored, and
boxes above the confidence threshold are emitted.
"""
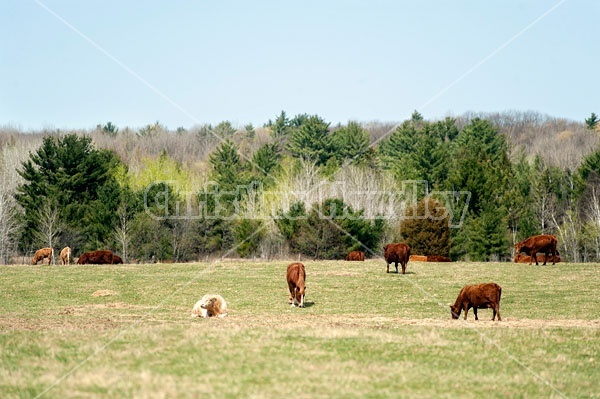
[473,307,478,320]
[401,261,406,275]
[532,251,539,266]
[496,306,501,321]
[395,261,399,273]
[463,305,469,320]
[542,251,548,266]
[386,262,390,274]
[288,283,295,306]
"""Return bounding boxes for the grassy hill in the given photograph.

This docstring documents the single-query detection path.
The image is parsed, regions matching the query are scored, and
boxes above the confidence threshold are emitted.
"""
[1,260,598,398]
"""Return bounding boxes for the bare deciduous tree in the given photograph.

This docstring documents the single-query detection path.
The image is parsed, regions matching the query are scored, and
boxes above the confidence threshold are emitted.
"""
[114,201,133,263]
[33,202,61,265]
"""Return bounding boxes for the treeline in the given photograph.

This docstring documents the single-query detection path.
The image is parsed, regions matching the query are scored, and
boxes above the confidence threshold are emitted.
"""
[0,110,599,264]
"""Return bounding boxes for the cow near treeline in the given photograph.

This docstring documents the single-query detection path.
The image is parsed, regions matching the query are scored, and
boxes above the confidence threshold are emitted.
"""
[60,246,72,265]
[515,235,558,266]
[286,262,306,308]
[384,243,410,274]
[346,251,365,261]
[32,247,54,265]
[77,250,122,265]
[450,282,502,321]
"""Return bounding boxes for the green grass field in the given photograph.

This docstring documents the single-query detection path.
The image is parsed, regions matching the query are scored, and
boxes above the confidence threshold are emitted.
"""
[1,259,599,398]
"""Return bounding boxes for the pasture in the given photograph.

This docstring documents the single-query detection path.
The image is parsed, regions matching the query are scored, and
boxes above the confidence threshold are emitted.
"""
[0,260,599,398]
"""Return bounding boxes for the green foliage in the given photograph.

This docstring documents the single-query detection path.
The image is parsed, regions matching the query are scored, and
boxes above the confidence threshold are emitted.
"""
[234,219,264,258]
[446,118,511,215]
[137,121,163,138]
[266,110,291,138]
[585,112,599,130]
[380,118,457,186]
[15,134,124,252]
[209,140,252,191]
[331,121,369,163]
[506,153,538,241]
[213,121,236,137]
[444,119,513,259]
[251,143,281,186]
[98,121,119,137]
[129,150,195,192]
[276,199,385,259]
[401,198,451,257]
[576,145,600,195]
[286,115,334,166]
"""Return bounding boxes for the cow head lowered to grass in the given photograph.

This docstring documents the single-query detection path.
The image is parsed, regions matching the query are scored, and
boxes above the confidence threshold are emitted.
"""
[286,262,306,308]
[32,247,54,265]
[515,234,558,266]
[450,282,502,321]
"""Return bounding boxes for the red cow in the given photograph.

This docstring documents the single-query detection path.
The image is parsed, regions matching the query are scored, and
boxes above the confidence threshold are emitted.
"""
[345,251,365,261]
[514,253,561,264]
[426,255,452,262]
[77,250,121,265]
[384,243,410,274]
[450,283,502,321]
[32,247,54,265]
[515,235,558,266]
[286,262,306,308]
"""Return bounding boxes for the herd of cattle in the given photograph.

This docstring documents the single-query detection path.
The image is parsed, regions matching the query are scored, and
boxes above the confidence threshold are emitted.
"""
[31,247,123,265]
[31,234,559,321]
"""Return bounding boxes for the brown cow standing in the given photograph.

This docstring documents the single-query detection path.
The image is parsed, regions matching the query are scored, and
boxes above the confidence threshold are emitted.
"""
[286,262,306,308]
[77,250,121,265]
[450,282,502,321]
[384,243,410,274]
[345,251,365,261]
[32,247,54,265]
[60,246,72,265]
[515,235,558,266]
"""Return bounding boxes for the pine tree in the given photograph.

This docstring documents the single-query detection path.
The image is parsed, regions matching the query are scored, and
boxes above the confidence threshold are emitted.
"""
[401,198,451,257]
[286,115,334,166]
[15,134,123,251]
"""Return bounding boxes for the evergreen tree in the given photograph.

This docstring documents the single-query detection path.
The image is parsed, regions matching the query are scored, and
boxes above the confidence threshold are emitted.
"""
[286,115,334,166]
[276,199,385,259]
[585,112,599,130]
[380,117,457,186]
[400,198,451,257]
[445,118,512,259]
[331,121,369,162]
[15,134,124,251]
[252,142,281,186]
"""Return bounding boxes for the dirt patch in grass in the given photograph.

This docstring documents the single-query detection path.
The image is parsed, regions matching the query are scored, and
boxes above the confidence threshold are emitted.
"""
[187,313,600,331]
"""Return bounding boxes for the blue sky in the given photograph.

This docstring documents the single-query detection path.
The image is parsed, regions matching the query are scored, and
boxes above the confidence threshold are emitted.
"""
[1,0,598,131]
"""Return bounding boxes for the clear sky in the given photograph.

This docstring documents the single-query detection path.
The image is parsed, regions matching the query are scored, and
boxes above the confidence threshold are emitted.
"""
[1,0,598,131]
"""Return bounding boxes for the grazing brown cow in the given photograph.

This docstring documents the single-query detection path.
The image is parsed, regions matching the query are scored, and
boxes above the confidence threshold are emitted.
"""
[384,243,410,274]
[426,255,452,262]
[450,282,502,321]
[515,235,558,265]
[286,262,306,308]
[112,254,123,264]
[77,250,121,265]
[32,247,54,265]
[345,250,365,261]
[59,246,72,265]
[514,253,561,264]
